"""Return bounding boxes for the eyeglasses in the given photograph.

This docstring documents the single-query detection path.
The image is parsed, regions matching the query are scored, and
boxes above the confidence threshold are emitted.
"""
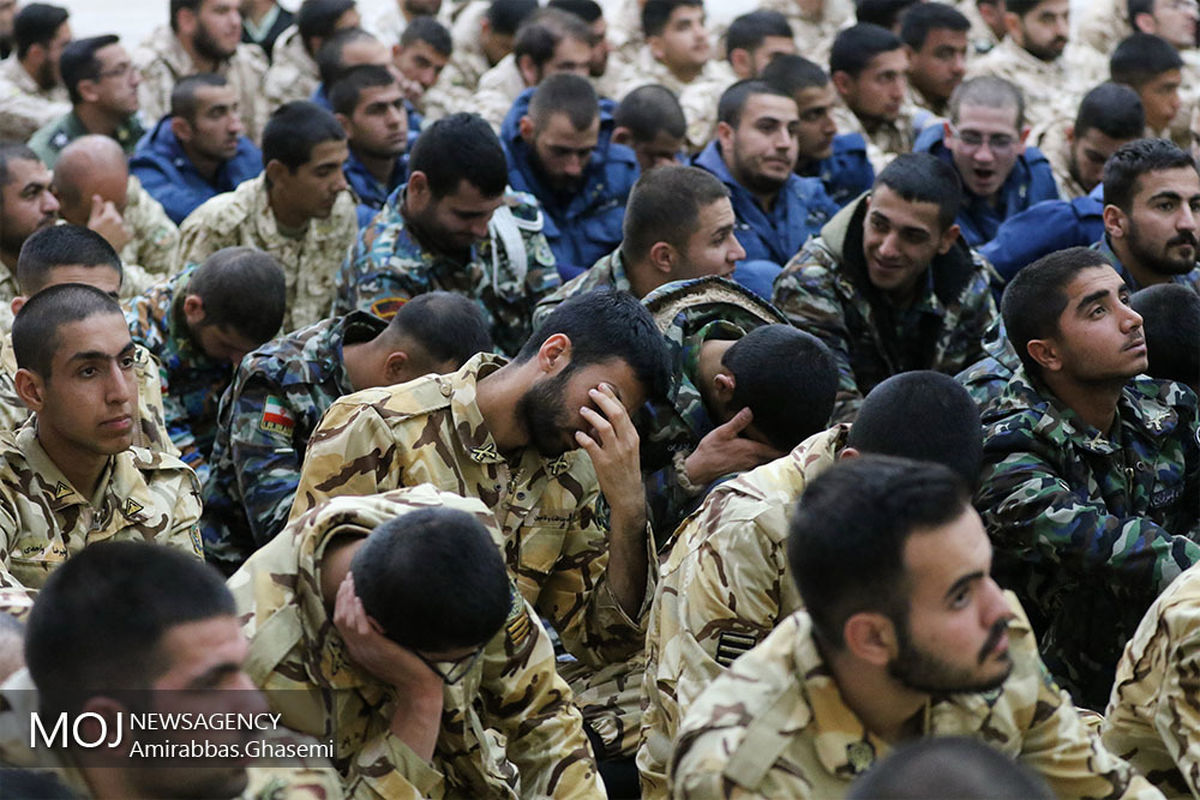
[411,647,484,685]
[949,125,1017,153]
[96,62,133,80]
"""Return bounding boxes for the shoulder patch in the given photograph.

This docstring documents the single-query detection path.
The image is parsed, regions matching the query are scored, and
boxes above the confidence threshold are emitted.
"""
[505,582,532,650]
[122,497,145,519]
[715,631,759,667]
[52,481,72,501]
[260,395,296,435]
[368,296,407,319]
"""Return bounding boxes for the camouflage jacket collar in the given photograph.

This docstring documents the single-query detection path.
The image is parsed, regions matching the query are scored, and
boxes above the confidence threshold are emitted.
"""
[597,248,634,294]
[991,366,1184,453]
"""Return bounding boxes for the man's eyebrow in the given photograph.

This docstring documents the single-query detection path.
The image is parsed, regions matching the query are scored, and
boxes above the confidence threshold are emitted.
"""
[186,662,242,689]
[1146,190,1184,204]
[67,342,136,363]
[1075,288,1111,311]
[944,571,984,602]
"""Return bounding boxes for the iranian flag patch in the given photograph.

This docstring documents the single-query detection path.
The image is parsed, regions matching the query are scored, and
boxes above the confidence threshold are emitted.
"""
[260,395,296,435]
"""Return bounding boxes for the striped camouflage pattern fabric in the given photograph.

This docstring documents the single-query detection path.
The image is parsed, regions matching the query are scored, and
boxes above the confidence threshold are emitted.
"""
[229,484,605,799]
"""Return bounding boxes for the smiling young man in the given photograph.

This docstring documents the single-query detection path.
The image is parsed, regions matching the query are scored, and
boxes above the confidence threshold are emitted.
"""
[1097,138,1200,293]
[669,456,1156,800]
[175,101,357,332]
[0,284,202,610]
[915,75,1059,247]
[977,246,1200,710]
[772,152,998,423]
[693,80,838,273]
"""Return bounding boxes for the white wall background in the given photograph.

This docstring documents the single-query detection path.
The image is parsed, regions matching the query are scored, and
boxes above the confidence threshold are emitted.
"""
[55,0,1093,50]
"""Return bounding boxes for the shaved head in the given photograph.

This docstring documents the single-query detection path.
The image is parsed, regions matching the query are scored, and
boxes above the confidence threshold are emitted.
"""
[51,135,128,226]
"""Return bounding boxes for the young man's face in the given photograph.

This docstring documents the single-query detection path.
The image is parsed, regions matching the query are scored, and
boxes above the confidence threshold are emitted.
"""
[792,84,838,163]
[732,35,795,79]
[194,0,243,59]
[839,48,908,123]
[1139,69,1183,133]
[394,39,448,91]
[178,84,244,163]
[651,5,711,73]
[1141,0,1199,49]
[1112,165,1200,277]
[861,185,956,299]
[1041,265,1148,383]
[906,26,967,105]
[32,312,138,458]
[1067,126,1133,195]
[675,196,744,280]
[535,36,591,82]
[405,175,504,255]
[343,83,409,159]
[516,357,646,458]
[1008,0,1069,61]
[0,158,59,258]
[88,43,141,117]
[944,102,1024,199]
[39,21,72,90]
[271,139,350,222]
[888,505,1016,695]
[525,111,600,194]
[720,92,800,198]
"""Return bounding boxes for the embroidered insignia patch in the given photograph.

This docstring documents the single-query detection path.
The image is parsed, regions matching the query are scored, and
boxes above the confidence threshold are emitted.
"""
[260,395,296,435]
[470,442,499,462]
[505,582,531,649]
[846,740,875,773]
[369,297,407,319]
[122,498,145,518]
[715,631,758,667]
[52,482,72,501]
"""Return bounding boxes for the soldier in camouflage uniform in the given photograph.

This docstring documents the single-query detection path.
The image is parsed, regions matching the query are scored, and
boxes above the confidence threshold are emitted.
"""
[0,225,172,454]
[669,456,1160,800]
[755,0,852,70]
[1104,561,1200,798]
[0,542,345,800]
[134,1,269,143]
[772,154,998,424]
[637,370,983,797]
[126,250,287,486]
[334,113,558,356]
[977,247,1200,710]
[263,26,320,111]
[176,102,358,333]
[202,293,491,574]
[230,484,607,799]
[532,164,746,328]
[0,146,59,334]
[0,285,202,609]
[0,4,71,143]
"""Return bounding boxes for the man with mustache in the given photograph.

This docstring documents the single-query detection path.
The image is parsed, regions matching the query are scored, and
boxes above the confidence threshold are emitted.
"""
[0,3,71,142]
[693,80,837,287]
[965,0,1102,135]
[1096,138,1200,294]
[976,246,1200,711]
[669,456,1155,800]
[0,144,59,332]
[502,73,638,280]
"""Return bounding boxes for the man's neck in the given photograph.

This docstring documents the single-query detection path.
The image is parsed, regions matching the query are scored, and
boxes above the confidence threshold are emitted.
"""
[825,645,927,745]
[1042,372,1124,434]
[663,58,703,85]
[1108,237,1172,291]
[74,104,123,138]
[625,255,664,300]
[267,184,309,232]
[341,338,380,393]
[36,428,108,498]
[473,361,533,454]
[353,145,400,187]
[181,141,222,183]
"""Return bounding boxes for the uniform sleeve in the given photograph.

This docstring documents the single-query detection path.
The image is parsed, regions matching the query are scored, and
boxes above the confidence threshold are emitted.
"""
[230,377,307,546]
[155,465,205,560]
[0,90,69,142]
[0,489,33,618]
[771,260,862,424]
[977,444,1200,597]
[342,730,444,800]
[289,401,398,521]
[174,211,231,275]
[476,593,607,799]
[1016,647,1164,799]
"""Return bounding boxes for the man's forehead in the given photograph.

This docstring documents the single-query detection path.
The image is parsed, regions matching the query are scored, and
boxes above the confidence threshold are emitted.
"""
[358,83,403,108]
[865,47,907,74]
[696,196,735,230]
[870,185,941,232]
[1133,166,1200,203]
[668,5,703,24]
[794,84,835,111]
[542,112,600,137]
[1062,264,1123,303]
[921,27,968,50]
[195,84,237,108]
[6,158,48,188]
[954,102,1019,132]
[54,312,133,354]
[96,43,128,65]
[442,180,504,211]
[742,93,799,124]
[344,39,391,67]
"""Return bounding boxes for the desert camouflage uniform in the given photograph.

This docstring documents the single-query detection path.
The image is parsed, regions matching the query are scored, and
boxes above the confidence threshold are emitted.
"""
[124,267,234,485]
[755,0,854,70]
[605,0,643,77]
[772,196,998,424]
[289,353,650,666]
[670,597,1164,800]
[965,38,1104,136]
[122,174,181,281]
[422,3,491,122]
[0,332,173,455]
[0,265,15,333]
[230,485,606,799]
[0,57,70,142]
[333,185,558,356]
[1076,0,1131,58]
[0,425,202,606]
[955,0,1001,55]
[640,277,789,538]
[977,367,1200,710]
[202,312,387,574]
[176,175,359,332]
[473,54,528,132]
[0,669,346,799]
[134,29,269,143]
[532,247,632,329]
[1033,118,1090,200]
[638,423,846,799]
[613,49,736,152]
[369,1,408,45]
[1104,562,1200,798]
[264,26,320,111]
[829,103,935,173]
